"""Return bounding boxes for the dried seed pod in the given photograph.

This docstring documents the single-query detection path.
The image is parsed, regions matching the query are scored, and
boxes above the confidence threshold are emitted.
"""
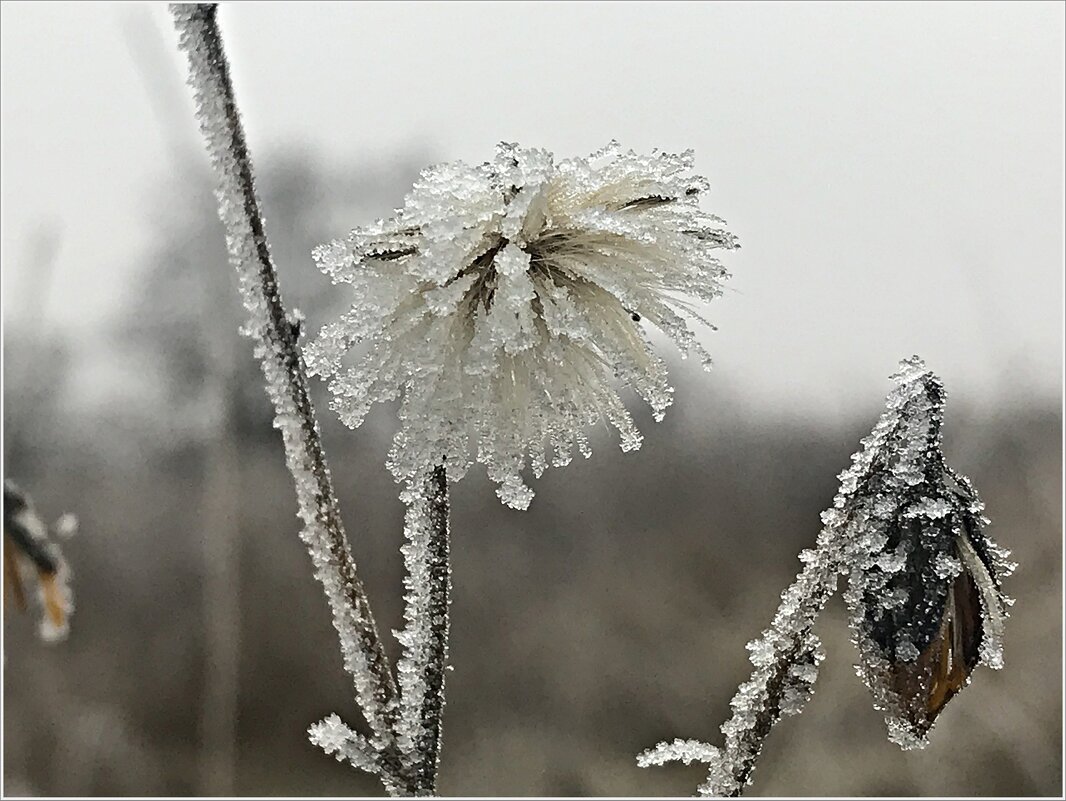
[639,357,1017,797]
[305,141,738,509]
[3,479,75,642]
[841,364,1014,749]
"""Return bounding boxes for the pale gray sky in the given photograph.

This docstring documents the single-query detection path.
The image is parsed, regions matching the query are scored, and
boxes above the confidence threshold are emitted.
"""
[2,2,1063,415]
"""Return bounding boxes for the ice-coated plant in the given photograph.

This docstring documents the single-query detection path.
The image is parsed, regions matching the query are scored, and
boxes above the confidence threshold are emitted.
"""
[173,6,414,794]
[170,4,737,796]
[170,5,1010,797]
[305,136,738,790]
[306,141,737,510]
[303,140,736,794]
[638,357,1014,796]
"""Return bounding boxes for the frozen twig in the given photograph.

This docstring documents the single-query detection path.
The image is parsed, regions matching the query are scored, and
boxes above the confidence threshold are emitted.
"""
[170,4,411,791]
[395,465,451,794]
[637,526,836,797]
[639,357,1014,796]
[309,714,388,778]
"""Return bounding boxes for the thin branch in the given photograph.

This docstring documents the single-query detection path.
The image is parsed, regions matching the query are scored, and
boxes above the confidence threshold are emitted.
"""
[396,465,451,795]
[169,3,408,787]
[638,536,837,797]
[309,714,388,778]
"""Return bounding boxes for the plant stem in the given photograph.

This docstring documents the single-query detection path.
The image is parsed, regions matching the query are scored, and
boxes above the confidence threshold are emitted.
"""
[416,465,450,793]
[397,465,451,795]
[714,549,838,796]
[170,3,407,787]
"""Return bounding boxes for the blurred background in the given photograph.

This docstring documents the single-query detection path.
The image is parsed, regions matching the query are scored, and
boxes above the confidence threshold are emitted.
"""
[2,2,1062,796]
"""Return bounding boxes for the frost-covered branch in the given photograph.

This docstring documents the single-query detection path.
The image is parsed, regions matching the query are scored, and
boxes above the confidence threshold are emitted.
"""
[395,465,451,794]
[170,4,409,790]
[309,714,388,779]
[307,467,452,797]
[638,511,838,796]
[639,357,1014,796]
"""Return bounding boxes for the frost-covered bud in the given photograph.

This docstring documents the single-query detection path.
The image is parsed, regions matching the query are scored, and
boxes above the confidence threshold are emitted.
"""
[307,142,737,508]
[840,358,1015,749]
[639,357,1016,797]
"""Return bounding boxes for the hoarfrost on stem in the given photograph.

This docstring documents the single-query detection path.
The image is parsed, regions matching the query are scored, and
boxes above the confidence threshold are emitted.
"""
[308,714,384,777]
[394,467,451,793]
[638,356,1014,796]
[306,141,738,509]
[170,2,403,775]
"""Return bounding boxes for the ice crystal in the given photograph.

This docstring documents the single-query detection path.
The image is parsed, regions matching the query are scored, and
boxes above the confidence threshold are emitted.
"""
[307,141,737,509]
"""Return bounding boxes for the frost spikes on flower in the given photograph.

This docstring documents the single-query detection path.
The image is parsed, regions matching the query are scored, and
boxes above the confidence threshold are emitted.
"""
[840,357,1014,750]
[3,479,75,643]
[306,141,738,509]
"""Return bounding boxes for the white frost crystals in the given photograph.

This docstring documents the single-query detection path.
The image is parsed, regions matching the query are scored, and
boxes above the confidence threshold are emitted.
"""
[306,141,738,509]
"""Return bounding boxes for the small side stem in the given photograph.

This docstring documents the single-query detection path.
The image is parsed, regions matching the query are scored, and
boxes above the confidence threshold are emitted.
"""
[713,545,838,796]
[638,535,843,797]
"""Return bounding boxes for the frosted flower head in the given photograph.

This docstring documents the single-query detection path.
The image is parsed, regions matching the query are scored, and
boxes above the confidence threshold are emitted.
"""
[307,142,737,508]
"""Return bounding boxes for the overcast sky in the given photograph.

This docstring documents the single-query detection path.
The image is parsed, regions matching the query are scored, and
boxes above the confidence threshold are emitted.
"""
[2,2,1063,416]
